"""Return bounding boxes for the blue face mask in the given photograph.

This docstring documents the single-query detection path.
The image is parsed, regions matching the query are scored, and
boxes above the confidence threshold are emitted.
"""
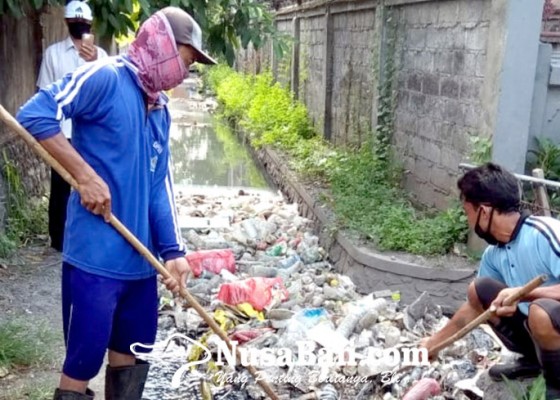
[474,207,500,245]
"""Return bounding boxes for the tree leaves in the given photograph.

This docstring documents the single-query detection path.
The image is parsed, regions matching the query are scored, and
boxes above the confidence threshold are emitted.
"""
[1,0,277,66]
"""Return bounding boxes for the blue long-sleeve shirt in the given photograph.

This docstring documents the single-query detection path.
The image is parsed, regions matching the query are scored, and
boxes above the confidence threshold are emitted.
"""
[17,56,185,280]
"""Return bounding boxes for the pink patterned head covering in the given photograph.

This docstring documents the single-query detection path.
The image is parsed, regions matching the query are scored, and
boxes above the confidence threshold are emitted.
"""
[128,11,187,104]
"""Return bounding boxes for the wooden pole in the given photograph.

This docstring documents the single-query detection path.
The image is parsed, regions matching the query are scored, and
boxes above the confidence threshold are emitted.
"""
[0,105,280,400]
[428,274,547,356]
[532,168,552,217]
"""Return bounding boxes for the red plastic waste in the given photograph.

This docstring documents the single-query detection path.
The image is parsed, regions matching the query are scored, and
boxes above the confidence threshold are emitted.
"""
[402,378,441,400]
[217,277,289,311]
[186,249,236,278]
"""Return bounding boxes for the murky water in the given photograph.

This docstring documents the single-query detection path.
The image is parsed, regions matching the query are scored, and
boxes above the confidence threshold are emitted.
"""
[168,77,270,192]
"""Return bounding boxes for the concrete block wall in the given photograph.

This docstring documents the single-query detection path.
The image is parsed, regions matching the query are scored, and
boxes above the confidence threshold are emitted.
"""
[331,9,377,146]
[276,19,294,87]
[237,0,541,211]
[300,15,326,133]
[391,0,490,209]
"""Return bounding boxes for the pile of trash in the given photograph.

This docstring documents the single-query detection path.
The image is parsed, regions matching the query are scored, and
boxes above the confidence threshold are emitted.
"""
[139,189,513,400]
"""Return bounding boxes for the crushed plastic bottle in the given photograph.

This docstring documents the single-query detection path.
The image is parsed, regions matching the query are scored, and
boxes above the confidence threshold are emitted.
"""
[266,242,288,257]
[336,296,387,338]
[276,254,301,269]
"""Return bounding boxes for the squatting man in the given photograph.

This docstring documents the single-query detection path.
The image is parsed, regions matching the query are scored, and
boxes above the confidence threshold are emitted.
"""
[421,163,560,400]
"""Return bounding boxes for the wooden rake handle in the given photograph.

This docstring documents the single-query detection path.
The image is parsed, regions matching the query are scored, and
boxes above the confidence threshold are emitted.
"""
[0,105,280,400]
[429,274,548,356]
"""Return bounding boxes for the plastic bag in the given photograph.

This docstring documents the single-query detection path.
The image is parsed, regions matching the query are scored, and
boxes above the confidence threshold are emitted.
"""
[402,378,441,400]
[217,277,289,311]
[186,249,236,278]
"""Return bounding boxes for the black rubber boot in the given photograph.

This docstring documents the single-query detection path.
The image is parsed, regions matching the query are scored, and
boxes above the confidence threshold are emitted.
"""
[105,360,149,400]
[53,388,94,399]
[541,349,560,400]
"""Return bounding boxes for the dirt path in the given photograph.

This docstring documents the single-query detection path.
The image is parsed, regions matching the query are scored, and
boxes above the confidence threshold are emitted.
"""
[0,240,105,399]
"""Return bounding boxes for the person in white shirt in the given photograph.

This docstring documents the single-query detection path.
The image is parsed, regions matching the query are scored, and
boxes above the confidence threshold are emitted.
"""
[37,0,108,252]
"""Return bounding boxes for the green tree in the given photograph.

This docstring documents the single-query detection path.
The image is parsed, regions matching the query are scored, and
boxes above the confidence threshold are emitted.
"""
[1,0,281,65]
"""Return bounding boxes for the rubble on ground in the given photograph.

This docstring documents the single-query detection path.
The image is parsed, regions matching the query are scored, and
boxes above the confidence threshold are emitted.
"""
[139,188,519,400]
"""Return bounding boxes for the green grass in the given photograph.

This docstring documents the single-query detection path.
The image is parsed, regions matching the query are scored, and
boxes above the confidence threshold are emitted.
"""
[0,374,58,400]
[0,318,59,371]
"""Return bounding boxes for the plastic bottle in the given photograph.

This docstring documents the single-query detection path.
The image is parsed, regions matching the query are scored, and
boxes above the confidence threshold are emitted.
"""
[266,242,287,257]
[249,265,278,278]
[279,308,329,349]
[295,308,329,328]
[336,296,387,338]
[185,230,207,249]
[276,254,301,269]
[241,219,258,240]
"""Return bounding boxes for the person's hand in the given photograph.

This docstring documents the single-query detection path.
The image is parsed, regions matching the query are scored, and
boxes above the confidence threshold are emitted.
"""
[491,287,520,317]
[163,257,191,294]
[79,42,98,62]
[419,336,437,360]
[77,172,111,222]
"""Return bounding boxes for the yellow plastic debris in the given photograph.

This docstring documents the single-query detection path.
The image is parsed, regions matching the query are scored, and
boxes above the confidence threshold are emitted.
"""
[213,309,234,331]
[237,303,265,321]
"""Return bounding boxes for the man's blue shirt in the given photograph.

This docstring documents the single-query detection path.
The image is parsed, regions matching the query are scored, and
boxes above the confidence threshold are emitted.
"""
[479,215,560,315]
[17,56,185,280]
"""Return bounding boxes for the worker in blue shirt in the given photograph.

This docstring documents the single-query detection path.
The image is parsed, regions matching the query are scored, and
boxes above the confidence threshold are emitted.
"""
[17,7,216,400]
[421,163,560,400]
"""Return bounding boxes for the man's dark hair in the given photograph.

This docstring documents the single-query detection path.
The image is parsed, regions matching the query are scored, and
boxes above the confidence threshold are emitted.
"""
[457,162,520,212]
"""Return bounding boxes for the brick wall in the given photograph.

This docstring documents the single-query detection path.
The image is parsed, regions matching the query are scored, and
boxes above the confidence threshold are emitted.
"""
[300,15,326,133]
[238,0,497,210]
[276,19,294,87]
[330,9,376,145]
[392,0,490,208]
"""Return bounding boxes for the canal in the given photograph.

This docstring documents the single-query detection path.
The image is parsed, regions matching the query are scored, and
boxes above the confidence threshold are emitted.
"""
[168,76,271,193]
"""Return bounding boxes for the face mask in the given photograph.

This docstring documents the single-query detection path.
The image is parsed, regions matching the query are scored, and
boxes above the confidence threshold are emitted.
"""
[127,12,188,104]
[68,22,91,40]
[474,207,500,245]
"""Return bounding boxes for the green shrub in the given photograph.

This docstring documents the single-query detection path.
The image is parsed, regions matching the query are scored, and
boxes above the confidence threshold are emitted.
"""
[203,64,233,93]
[215,72,256,123]
[205,66,469,256]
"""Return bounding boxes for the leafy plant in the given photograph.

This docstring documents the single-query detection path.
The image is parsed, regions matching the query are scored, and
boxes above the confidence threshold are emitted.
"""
[469,136,492,165]
[374,10,398,162]
[504,374,546,400]
[2,0,286,67]
[0,151,48,257]
[527,137,560,180]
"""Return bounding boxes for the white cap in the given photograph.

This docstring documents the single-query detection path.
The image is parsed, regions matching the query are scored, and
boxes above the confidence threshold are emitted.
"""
[65,1,93,21]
